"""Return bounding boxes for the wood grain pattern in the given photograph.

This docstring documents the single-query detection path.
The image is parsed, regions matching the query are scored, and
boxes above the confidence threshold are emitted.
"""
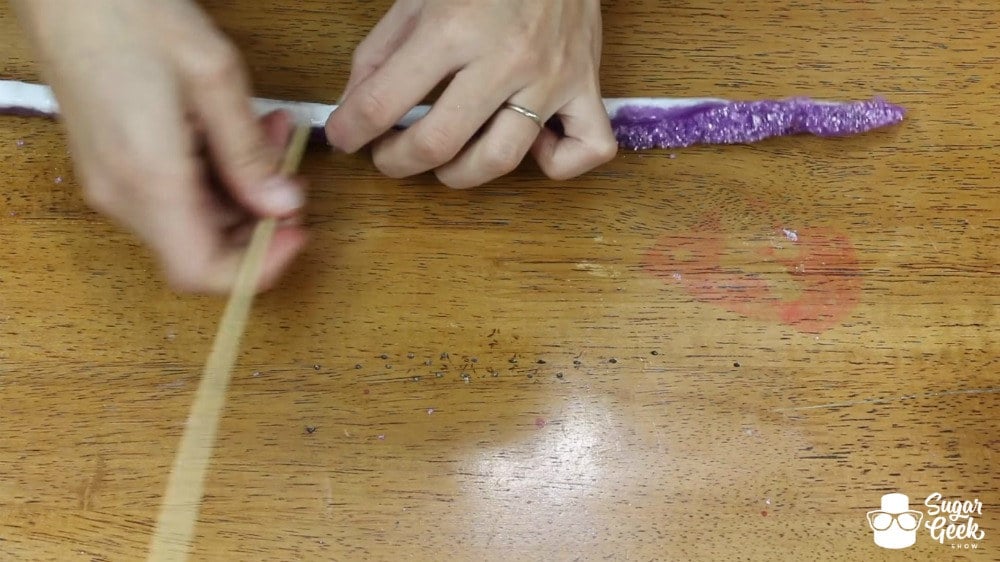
[1,1,997,561]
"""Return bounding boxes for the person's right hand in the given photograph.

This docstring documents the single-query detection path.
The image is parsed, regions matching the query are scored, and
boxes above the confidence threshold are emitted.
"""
[12,0,308,293]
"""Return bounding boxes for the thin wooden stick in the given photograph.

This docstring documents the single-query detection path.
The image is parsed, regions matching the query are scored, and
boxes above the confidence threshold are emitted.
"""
[147,124,311,562]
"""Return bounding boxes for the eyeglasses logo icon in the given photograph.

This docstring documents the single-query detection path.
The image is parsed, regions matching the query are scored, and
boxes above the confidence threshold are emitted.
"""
[867,493,924,549]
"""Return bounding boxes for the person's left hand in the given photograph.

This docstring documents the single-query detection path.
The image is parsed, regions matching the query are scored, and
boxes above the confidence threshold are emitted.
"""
[325,0,617,188]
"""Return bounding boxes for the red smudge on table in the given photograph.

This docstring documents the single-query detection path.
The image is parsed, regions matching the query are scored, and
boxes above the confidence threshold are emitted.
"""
[761,510,768,517]
[643,214,862,333]
[534,417,547,429]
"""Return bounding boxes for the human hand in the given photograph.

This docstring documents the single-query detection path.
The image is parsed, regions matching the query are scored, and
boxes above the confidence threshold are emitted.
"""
[325,0,617,188]
[12,0,308,293]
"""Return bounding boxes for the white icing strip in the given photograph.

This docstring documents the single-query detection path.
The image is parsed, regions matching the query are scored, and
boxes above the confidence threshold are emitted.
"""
[251,96,431,128]
[0,80,61,114]
[0,79,734,126]
[601,97,727,116]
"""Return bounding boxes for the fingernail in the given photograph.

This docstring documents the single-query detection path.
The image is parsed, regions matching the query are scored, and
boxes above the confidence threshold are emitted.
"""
[258,176,305,215]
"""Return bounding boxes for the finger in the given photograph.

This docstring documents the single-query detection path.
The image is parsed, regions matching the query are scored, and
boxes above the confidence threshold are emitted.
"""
[258,109,311,204]
[340,0,422,102]
[183,46,305,218]
[226,213,304,247]
[257,109,312,192]
[145,181,308,294]
[434,95,545,189]
[105,121,306,294]
[370,65,517,178]
[531,92,617,181]
[200,110,302,229]
[244,226,309,293]
[260,109,295,148]
[325,29,463,153]
[163,225,307,295]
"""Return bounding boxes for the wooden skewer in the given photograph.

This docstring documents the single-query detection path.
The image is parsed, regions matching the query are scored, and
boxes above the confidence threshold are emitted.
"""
[147,123,311,562]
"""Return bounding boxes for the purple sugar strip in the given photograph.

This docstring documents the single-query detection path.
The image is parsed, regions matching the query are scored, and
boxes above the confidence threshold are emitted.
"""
[610,98,905,150]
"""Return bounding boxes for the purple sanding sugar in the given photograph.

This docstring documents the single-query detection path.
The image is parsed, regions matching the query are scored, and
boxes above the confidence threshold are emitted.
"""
[611,98,905,150]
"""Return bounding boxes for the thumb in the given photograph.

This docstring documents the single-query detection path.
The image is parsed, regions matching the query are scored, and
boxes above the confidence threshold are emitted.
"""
[188,55,305,217]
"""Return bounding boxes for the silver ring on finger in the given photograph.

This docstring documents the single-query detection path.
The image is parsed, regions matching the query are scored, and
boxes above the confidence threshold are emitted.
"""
[501,102,543,128]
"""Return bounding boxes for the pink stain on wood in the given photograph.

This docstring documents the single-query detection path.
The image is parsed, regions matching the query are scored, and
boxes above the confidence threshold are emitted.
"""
[534,417,547,429]
[642,214,862,333]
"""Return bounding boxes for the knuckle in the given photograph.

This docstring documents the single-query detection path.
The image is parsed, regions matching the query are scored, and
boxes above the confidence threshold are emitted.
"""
[591,135,619,163]
[350,47,377,72]
[505,41,541,78]
[193,41,242,85]
[80,157,137,211]
[350,47,367,67]
[371,150,407,179]
[165,271,199,293]
[411,124,460,165]
[163,256,207,293]
[80,180,117,214]
[481,141,523,175]
[544,167,574,182]
[121,163,175,196]
[224,142,275,183]
[355,89,395,131]
[539,156,574,182]
[435,15,471,50]
[435,172,468,190]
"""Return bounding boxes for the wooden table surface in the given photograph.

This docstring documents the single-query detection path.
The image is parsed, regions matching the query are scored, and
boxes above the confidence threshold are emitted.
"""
[1,1,997,560]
